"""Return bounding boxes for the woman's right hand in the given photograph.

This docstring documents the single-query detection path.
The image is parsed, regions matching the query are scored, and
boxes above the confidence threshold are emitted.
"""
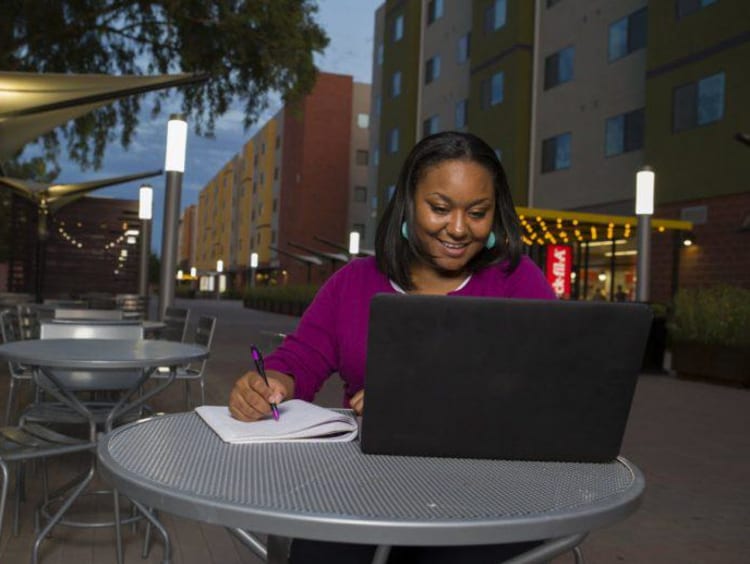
[228,370,293,422]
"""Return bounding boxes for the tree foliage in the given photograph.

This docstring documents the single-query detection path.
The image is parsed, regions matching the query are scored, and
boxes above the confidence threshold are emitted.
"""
[0,0,329,172]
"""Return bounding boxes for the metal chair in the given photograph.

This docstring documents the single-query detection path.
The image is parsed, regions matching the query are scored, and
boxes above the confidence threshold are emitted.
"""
[0,421,95,545]
[152,316,216,407]
[159,306,190,342]
[115,294,148,320]
[0,310,34,425]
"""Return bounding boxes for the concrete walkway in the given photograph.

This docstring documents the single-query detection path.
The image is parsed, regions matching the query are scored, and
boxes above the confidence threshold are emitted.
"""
[182,298,750,563]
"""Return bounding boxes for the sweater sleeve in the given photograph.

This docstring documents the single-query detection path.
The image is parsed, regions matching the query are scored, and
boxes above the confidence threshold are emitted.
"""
[264,274,342,402]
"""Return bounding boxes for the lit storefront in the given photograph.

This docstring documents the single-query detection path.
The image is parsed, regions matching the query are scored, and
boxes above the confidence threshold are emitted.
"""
[517,207,693,301]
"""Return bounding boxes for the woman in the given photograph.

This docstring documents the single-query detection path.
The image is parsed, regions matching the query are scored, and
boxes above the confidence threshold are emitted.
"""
[229,131,555,562]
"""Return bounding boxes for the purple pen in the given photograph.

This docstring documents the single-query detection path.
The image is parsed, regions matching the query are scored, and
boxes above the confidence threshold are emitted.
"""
[250,345,280,421]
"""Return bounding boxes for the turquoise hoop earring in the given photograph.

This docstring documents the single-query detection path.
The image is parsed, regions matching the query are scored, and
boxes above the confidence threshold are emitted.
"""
[401,221,408,239]
[485,232,497,250]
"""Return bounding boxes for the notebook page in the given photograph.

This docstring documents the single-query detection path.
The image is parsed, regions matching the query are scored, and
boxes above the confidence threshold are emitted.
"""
[196,399,358,443]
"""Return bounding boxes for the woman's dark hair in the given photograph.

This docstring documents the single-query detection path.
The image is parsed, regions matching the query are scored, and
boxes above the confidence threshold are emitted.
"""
[375,131,522,290]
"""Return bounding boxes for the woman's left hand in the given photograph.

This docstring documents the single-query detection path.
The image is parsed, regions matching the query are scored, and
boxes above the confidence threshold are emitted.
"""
[349,390,365,415]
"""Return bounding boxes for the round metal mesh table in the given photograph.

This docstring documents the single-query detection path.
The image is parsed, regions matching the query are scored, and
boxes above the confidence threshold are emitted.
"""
[98,412,644,546]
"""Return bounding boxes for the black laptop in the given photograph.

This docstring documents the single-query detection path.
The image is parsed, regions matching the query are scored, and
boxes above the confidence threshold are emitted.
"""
[360,294,652,462]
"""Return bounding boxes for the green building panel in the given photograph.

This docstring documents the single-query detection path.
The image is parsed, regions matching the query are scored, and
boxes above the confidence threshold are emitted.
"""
[468,0,534,205]
[645,1,750,204]
[377,0,422,208]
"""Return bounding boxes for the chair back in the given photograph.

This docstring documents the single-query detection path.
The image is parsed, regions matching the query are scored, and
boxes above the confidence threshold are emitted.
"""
[39,322,144,390]
[0,309,21,344]
[15,305,40,340]
[194,316,217,349]
[53,308,124,320]
[116,294,148,320]
[161,307,190,341]
[189,316,217,373]
[40,321,143,340]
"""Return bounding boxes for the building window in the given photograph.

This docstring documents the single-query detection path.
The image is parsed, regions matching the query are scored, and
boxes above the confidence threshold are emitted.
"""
[354,186,367,202]
[273,167,279,180]
[393,14,404,42]
[356,150,369,166]
[427,0,444,25]
[544,46,575,89]
[275,135,280,149]
[357,113,370,129]
[457,33,470,64]
[484,0,507,32]
[422,115,440,137]
[261,142,266,155]
[455,99,468,128]
[605,108,645,156]
[373,147,379,166]
[271,230,276,244]
[377,42,384,65]
[388,128,400,154]
[481,71,504,108]
[273,198,278,212]
[541,133,572,173]
[375,95,382,117]
[391,71,401,97]
[608,8,647,62]
[673,72,725,132]
[425,55,441,84]
[676,0,717,20]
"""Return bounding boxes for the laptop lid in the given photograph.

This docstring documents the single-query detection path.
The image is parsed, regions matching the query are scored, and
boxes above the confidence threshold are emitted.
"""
[360,294,652,462]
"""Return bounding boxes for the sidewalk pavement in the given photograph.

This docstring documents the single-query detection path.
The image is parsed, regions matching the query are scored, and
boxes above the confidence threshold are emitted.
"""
[166,298,750,563]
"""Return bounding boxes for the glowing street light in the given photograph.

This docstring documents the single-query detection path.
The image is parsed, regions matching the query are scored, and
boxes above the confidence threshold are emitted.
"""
[348,231,360,256]
[635,166,655,302]
[158,113,187,320]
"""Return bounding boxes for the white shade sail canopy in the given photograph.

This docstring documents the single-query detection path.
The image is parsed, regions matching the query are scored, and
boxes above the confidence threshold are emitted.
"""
[0,70,207,162]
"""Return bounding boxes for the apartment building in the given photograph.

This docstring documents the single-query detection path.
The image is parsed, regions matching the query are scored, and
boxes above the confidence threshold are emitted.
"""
[371,0,748,301]
[188,72,372,287]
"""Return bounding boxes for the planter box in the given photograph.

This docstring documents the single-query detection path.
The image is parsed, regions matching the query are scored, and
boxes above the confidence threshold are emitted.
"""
[672,342,750,387]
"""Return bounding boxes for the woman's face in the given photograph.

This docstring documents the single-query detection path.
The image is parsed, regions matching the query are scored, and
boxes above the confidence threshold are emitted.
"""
[412,158,496,275]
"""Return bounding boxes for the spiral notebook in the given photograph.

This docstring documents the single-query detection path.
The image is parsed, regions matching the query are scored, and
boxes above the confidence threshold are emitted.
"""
[196,400,358,443]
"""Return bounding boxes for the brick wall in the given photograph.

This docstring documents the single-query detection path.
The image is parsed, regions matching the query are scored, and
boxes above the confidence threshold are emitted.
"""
[651,191,750,303]
[280,73,353,285]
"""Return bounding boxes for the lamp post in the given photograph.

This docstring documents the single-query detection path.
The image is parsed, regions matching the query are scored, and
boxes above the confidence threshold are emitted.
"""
[635,166,655,302]
[216,259,224,300]
[158,113,187,320]
[138,185,153,312]
[348,231,360,257]
[250,252,258,288]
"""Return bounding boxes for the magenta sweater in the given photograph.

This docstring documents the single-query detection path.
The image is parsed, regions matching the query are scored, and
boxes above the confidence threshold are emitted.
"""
[265,256,556,405]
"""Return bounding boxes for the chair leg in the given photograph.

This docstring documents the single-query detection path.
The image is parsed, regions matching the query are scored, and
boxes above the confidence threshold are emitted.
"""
[4,378,17,425]
[0,461,9,538]
[13,462,22,536]
[184,380,192,410]
[114,488,124,564]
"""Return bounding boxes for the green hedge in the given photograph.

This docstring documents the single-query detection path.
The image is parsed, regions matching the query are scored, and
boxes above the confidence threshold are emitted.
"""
[243,285,320,316]
[669,285,750,347]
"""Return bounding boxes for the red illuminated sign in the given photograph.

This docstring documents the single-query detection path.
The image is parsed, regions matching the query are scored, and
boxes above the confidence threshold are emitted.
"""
[546,245,572,298]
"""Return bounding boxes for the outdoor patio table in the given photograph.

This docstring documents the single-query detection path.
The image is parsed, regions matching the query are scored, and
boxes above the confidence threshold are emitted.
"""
[0,338,207,563]
[98,411,645,564]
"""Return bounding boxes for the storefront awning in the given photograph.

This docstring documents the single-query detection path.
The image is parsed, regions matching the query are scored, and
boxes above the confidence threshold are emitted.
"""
[515,206,693,246]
